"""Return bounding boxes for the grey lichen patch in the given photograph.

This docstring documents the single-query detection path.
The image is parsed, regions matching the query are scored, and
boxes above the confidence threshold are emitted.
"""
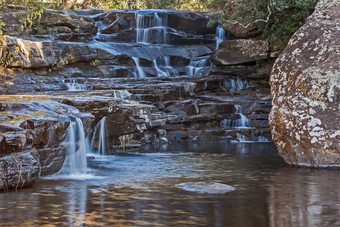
[235,39,269,59]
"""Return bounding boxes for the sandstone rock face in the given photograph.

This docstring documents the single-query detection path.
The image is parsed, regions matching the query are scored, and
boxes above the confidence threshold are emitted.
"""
[38,147,66,176]
[1,10,97,37]
[269,0,340,168]
[210,39,269,65]
[0,150,40,190]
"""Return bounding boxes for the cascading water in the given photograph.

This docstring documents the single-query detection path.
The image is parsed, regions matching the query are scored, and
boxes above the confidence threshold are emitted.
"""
[187,56,211,77]
[223,78,248,92]
[58,117,89,176]
[136,11,168,44]
[91,117,107,155]
[132,57,146,78]
[215,24,226,50]
[133,11,180,78]
[154,56,179,77]
[153,60,169,77]
[221,105,250,128]
[63,78,91,91]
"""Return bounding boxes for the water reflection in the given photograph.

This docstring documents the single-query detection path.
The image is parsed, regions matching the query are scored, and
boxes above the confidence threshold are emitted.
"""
[269,168,340,227]
[0,143,339,226]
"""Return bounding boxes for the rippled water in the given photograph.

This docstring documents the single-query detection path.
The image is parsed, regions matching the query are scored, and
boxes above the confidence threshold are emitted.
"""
[0,143,339,226]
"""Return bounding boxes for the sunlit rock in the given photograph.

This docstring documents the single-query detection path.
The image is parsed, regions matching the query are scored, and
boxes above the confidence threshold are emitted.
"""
[269,0,340,168]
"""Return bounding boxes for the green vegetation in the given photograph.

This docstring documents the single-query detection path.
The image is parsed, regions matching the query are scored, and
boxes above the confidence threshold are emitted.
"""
[90,59,100,66]
[222,0,318,47]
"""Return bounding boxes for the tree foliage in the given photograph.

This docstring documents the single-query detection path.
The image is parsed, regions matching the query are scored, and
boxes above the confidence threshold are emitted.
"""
[223,0,318,47]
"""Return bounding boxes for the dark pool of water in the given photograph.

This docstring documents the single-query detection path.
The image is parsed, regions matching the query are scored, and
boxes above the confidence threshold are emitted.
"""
[1,143,339,226]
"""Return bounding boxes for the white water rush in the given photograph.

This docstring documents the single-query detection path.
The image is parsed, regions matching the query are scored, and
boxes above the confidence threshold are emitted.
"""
[215,24,226,50]
[57,117,90,177]
[187,56,211,77]
[63,78,91,91]
[91,117,107,155]
[136,11,168,44]
[221,105,250,128]
[132,57,146,78]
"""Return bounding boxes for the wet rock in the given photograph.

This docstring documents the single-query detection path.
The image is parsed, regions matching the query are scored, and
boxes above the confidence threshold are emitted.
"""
[0,150,40,190]
[164,99,200,116]
[38,147,66,176]
[167,11,214,35]
[211,39,269,65]
[0,131,31,154]
[176,182,236,194]
[269,0,340,168]
[101,17,129,34]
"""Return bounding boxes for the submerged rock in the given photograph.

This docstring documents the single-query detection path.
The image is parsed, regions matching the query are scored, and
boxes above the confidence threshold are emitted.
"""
[269,0,340,168]
[176,182,236,194]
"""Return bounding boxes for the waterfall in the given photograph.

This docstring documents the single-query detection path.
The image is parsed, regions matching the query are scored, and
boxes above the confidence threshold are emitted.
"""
[153,60,169,77]
[215,24,226,50]
[91,117,107,155]
[154,56,178,77]
[187,56,210,76]
[223,78,248,92]
[221,105,250,128]
[58,117,89,176]
[112,90,132,101]
[132,57,146,78]
[63,78,91,91]
[136,11,168,44]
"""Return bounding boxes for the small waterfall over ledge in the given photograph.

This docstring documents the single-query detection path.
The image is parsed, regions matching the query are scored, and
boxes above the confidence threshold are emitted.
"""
[57,117,90,177]
[136,11,168,44]
[187,56,211,77]
[91,117,107,155]
[63,78,92,91]
[221,105,250,128]
[215,24,226,50]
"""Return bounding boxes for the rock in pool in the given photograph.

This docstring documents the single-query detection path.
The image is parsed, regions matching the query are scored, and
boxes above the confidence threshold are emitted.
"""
[176,182,235,194]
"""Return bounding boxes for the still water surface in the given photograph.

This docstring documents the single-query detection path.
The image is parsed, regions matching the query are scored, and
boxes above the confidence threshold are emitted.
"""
[0,143,339,226]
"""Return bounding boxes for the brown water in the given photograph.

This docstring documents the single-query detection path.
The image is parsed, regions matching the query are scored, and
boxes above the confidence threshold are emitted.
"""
[0,143,339,227]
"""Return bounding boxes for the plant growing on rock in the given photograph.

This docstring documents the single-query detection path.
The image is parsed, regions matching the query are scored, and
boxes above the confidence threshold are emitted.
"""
[90,59,100,66]
[49,51,74,72]
[222,0,318,49]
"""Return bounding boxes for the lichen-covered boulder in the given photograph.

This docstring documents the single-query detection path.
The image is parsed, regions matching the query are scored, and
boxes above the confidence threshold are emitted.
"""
[269,0,340,168]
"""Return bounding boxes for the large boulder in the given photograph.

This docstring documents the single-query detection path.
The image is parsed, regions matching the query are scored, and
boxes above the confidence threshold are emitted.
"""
[211,39,269,65]
[269,0,340,168]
